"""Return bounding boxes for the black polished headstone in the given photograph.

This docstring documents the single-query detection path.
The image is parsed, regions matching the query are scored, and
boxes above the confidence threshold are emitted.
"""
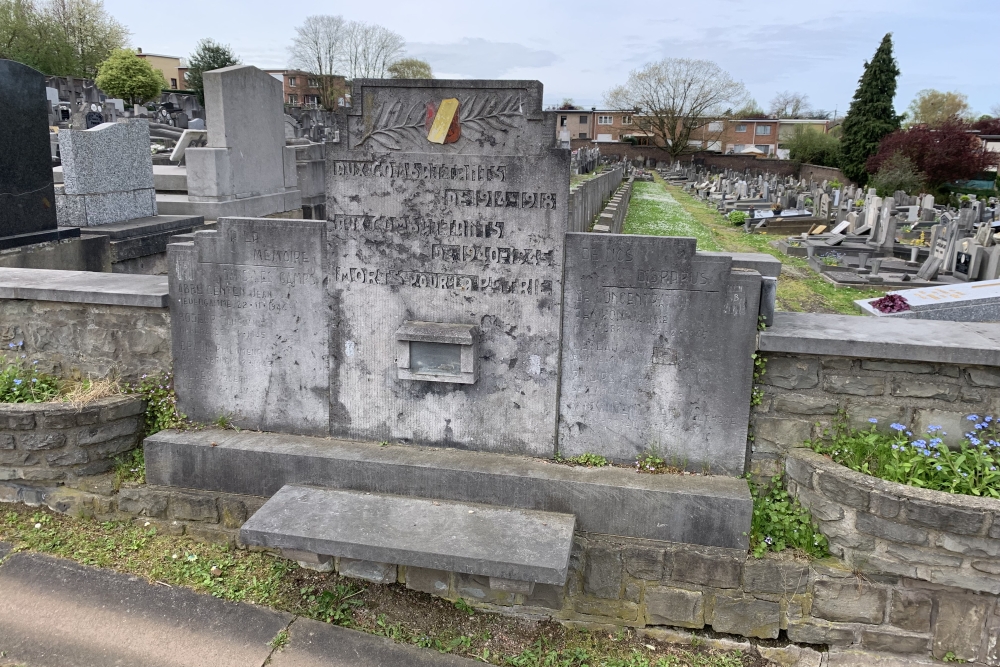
[0,59,77,249]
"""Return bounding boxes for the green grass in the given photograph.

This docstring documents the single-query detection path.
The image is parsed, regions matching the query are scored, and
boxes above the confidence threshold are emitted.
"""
[624,176,883,315]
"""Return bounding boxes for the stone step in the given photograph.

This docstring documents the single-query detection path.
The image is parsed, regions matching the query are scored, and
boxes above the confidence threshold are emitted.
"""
[241,485,575,585]
[145,429,752,550]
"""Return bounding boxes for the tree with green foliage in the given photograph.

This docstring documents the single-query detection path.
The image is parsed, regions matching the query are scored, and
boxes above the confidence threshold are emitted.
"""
[94,48,164,105]
[786,126,841,167]
[869,152,925,196]
[839,33,902,185]
[185,38,240,105]
[906,89,971,127]
[386,57,431,79]
[0,0,125,77]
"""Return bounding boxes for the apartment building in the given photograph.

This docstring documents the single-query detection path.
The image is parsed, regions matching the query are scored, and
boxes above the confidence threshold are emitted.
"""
[555,110,647,142]
[265,70,347,108]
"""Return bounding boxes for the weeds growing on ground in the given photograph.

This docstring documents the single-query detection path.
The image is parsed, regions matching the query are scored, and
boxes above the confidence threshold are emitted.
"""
[748,475,829,559]
[125,372,186,436]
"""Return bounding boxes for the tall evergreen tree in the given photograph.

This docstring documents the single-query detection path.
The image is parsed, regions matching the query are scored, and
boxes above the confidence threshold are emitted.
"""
[185,38,240,105]
[839,33,902,184]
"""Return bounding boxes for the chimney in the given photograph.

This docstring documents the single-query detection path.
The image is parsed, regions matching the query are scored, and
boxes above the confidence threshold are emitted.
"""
[137,47,142,54]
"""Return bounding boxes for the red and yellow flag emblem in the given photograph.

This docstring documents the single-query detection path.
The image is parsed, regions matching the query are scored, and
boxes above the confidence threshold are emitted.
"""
[425,99,461,144]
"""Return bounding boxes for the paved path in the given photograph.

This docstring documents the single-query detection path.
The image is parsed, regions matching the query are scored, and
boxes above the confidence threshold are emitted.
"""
[0,543,478,667]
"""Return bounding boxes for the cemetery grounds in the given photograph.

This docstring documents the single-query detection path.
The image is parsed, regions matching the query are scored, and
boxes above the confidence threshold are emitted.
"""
[624,175,883,315]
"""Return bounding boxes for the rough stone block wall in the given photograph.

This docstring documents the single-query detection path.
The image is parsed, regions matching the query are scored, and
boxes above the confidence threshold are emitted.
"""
[0,299,171,380]
[751,353,997,477]
[0,396,145,485]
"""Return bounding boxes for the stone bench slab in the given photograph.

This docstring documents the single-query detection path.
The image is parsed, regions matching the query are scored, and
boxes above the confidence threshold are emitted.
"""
[241,485,575,585]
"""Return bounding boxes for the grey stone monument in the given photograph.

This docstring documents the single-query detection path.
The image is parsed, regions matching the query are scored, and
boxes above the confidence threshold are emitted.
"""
[0,59,78,249]
[325,79,566,456]
[558,234,761,475]
[56,119,157,226]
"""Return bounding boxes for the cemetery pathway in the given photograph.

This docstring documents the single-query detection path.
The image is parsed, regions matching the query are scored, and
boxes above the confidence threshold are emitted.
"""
[0,544,479,667]
[628,175,883,315]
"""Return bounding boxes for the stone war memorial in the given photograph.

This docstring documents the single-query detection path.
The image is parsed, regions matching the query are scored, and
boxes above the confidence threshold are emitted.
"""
[155,78,761,597]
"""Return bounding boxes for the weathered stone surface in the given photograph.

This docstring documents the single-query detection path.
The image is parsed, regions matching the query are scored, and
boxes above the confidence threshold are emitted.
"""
[218,497,248,529]
[147,429,753,549]
[761,356,819,390]
[522,583,564,610]
[326,80,565,457]
[572,597,639,621]
[936,533,1000,557]
[340,558,397,585]
[170,218,328,435]
[889,590,932,633]
[168,492,218,523]
[644,586,704,628]
[17,433,66,451]
[784,454,815,489]
[869,493,901,519]
[967,367,1000,387]
[860,360,934,374]
[116,488,168,518]
[794,487,845,521]
[757,645,824,667]
[753,417,813,449]
[932,595,989,661]
[454,573,516,605]
[559,235,760,474]
[583,545,622,599]
[861,627,930,654]
[811,580,886,624]
[816,471,870,509]
[623,546,663,580]
[670,547,743,588]
[904,499,985,535]
[772,394,839,415]
[742,560,809,594]
[884,543,961,568]
[889,380,958,400]
[240,485,575,585]
[711,596,780,639]
[855,512,929,546]
[786,619,858,645]
[823,375,885,396]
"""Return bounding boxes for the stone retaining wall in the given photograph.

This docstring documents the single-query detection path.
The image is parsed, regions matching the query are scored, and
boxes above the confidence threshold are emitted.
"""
[0,396,145,485]
[751,352,999,477]
[1,299,170,380]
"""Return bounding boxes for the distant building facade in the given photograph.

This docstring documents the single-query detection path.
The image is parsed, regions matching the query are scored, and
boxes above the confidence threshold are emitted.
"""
[135,49,185,90]
[265,70,347,108]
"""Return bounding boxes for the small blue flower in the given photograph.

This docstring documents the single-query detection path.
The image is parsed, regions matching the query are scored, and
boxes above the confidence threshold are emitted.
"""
[930,438,943,446]
[13,379,21,386]
[892,444,899,450]
[986,416,993,423]
[31,360,38,365]
[890,423,906,432]
[963,473,969,477]
[927,425,943,433]
[868,418,879,424]
[6,343,13,349]
[936,465,943,471]
[968,415,980,421]
[906,431,913,436]
[970,437,982,446]
[30,378,36,383]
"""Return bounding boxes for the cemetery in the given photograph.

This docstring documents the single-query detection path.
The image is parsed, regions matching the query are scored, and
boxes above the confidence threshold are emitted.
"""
[1,27,1000,666]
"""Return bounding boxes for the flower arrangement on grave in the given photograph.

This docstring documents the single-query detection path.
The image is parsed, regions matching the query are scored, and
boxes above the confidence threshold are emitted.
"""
[770,203,782,215]
[808,416,1000,498]
[870,293,909,313]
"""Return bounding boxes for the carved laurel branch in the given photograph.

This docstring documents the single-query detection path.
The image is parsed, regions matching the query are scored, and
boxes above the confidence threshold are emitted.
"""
[358,94,524,149]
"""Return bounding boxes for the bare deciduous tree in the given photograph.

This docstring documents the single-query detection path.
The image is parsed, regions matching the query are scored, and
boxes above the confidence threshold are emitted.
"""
[604,58,749,160]
[288,14,346,110]
[341,21,404,79]
[769,91,811,118]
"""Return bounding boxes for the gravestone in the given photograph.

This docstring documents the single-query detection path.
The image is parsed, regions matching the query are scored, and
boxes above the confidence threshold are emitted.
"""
[325,79,566,456]
[56,119,156,226]
[0,59,77,249]
[558,234,760,475]
[169,218,329,434]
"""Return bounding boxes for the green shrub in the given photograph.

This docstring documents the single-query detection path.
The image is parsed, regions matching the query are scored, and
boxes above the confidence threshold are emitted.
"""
[870,151,925,196]
[787,127,841,167]
[728,210,747,225]
[749,475,828,558]
[125,372,186,436]
[808,415,1000,498]
[567,453,609,467]
[0,343,59,403]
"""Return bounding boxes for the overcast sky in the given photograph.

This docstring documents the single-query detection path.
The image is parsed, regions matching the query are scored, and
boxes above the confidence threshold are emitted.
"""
[106,0,998,117]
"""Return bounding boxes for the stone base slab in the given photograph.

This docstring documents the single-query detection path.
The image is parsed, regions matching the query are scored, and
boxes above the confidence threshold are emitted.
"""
[155,190,301,220]
[144,429,753,549]
[0,227,80,251]
[77,215,207,263]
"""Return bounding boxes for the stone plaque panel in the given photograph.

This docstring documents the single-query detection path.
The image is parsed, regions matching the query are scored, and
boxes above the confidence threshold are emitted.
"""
[326,80,566,456]
[169,218,328,434]
[559,234,761,476]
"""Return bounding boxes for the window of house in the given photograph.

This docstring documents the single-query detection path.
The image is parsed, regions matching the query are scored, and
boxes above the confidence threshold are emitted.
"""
[755,144,771,154]
[735,124,747,133]
[755,125,772,136]
[287,94,298,104]
[733,144,745,153]
[560,115,567,127]
[305,95,319,105]
[597,115,613,125]
[579,132,588,139]
[621,115,632,124]
[170,78,177,88]
[288,77,297,87]
[579,115,588,124]
[708,121,723,132]
[308,78,318,87]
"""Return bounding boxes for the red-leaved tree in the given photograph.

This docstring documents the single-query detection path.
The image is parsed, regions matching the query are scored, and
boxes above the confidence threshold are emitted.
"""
[866,118,996,189]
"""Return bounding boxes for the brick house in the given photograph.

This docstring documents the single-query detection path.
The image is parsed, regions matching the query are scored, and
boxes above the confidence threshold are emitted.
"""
[265,70,347,108]
[554,109,646,143]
